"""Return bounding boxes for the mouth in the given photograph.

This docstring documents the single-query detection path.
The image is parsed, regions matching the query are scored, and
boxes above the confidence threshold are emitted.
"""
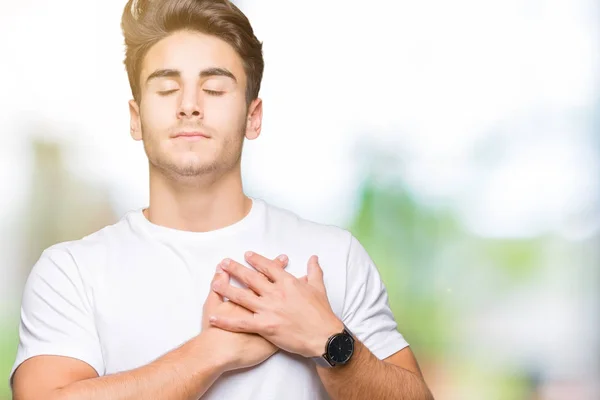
[172,131,210,141]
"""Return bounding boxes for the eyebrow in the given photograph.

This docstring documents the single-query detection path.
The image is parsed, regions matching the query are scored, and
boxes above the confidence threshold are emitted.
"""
[145,67,237,85]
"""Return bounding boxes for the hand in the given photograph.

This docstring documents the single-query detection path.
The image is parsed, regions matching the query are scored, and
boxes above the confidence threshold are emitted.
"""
[201,256,289,371]
[209,252,344,358]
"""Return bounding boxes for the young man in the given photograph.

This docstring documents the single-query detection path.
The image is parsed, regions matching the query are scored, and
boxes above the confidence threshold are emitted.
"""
[10,1,433,399]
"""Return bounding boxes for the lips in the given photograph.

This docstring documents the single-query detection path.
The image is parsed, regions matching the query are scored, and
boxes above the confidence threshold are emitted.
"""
[173,131,210,139]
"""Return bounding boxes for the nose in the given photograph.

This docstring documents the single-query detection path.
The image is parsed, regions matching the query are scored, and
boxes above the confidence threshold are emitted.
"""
[177,87,203,119]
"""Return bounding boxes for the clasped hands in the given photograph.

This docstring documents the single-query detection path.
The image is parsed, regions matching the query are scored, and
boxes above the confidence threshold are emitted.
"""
[201,251,343,371]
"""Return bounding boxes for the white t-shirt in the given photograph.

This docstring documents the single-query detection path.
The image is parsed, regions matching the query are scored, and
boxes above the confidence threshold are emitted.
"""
[10,197,408,399]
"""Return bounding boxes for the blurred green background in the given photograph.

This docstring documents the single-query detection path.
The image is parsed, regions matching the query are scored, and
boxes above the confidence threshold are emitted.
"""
[1,0,598,399]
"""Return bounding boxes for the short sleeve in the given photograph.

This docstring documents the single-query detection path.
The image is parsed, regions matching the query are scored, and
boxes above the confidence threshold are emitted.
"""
[9,246,104,387]
[341,235,409,360]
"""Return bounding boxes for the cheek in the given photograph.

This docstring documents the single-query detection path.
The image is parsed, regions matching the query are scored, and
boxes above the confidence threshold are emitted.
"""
[206,97,247,128]
[141,100,173,133]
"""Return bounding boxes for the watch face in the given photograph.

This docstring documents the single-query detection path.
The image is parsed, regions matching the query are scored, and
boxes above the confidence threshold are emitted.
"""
[327,334,354,364]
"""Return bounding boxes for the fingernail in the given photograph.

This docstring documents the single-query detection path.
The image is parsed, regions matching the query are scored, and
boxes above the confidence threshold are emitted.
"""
[222,258,231,267]
[245,251,253,258]
[278,254,288,262]
[216,264,224,274]
[209,316,217,322]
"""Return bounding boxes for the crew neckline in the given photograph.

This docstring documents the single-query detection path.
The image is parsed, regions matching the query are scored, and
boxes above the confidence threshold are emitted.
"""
[127,196,265,242]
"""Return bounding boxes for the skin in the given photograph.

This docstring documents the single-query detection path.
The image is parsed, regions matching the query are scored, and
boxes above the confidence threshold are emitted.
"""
[12,30,433,400]
[210,252,434,399]
[129,29,262,233]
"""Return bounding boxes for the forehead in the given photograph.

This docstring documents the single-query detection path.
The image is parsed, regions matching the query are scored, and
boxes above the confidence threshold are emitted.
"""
[141,30,246,84]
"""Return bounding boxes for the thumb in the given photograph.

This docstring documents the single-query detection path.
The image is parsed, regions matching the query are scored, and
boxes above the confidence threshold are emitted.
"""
[307,255,325,291]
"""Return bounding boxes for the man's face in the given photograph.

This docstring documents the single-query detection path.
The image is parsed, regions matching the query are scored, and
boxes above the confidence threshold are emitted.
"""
[129,30,262,180]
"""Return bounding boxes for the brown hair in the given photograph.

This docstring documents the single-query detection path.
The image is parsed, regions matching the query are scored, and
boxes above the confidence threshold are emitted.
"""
[121,0,264,105]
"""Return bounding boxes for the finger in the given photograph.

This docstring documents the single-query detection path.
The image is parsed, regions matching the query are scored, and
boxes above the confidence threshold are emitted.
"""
[204,268,228,310]
[299,275,308,284]
[221,258,274,295]
[212,278,263,312]
[274,254,289,269]
[209,314,261,334]
[245,251,288,283]
[267,254,288,283]
[307,255,326,291]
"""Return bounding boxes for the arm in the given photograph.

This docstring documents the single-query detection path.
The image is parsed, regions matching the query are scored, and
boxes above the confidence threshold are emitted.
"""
[12,330,227,400]
[315,341,434,400]
[207,238,434,399]
[314,235,433,398]
[11,249,286,400]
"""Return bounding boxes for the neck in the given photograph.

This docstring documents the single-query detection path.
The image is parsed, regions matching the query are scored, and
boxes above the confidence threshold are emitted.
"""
[144,163,251,233]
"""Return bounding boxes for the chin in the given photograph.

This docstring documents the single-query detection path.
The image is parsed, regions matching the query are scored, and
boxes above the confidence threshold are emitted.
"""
[171,161,219,176]
[148,154,212,177]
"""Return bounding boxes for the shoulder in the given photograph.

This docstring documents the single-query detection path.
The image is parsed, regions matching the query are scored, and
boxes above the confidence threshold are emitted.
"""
[261,199,354,252]
[29,211,138,280]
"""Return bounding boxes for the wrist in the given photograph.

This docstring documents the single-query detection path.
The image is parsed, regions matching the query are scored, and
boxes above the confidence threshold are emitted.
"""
[307,318,345,358]
[190,330,231,375]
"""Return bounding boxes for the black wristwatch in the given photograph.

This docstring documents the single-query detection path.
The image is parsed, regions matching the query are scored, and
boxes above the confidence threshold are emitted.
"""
[312,324,355,368]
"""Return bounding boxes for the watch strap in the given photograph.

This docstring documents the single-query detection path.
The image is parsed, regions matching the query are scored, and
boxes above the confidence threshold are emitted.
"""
[311,324,355,368]
[312,354,335,368]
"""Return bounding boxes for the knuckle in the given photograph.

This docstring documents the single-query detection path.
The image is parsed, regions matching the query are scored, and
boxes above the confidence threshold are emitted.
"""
[272,288,286,301]
[255,274,270,287]
[238,290,256,307]
[237,290,249,303]
[242,271,257,286]
[252,263,265,274]
[262,321,278,336]
[290,276,302,286]
[230,289,241,303]
[238,319,250,330]
[283,275,297,287]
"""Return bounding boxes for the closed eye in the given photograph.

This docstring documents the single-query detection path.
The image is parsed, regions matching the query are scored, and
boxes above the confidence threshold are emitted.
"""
[204,89,224,96]
[157,89,224,96]
[158,89,178,96]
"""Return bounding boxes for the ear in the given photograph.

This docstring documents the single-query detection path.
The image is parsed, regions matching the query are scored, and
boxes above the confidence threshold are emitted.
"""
[128,99,143,141]
[245,98,263,140]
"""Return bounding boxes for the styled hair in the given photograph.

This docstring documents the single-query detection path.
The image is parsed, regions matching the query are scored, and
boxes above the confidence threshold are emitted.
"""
[121,0,264,105]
